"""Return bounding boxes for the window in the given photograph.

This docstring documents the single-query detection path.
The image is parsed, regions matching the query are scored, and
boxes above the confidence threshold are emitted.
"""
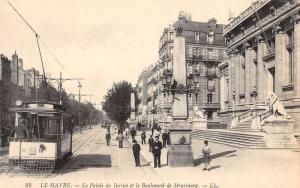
[207,93,213,103]
[288,50,294,84]
[207,30,214,44]
[268,38,275,53]
[47,119,59,135]
[207,111,213,120]
[207,48,213,59]
[195,32,200,41]
[170,32,174,41]
[287,29,294,84]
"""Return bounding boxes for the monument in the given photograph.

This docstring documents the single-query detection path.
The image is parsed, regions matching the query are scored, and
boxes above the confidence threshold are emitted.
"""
[191,106,207,130]
[129,92,137,129]
[264,93,298,148]
[167,30,194,167]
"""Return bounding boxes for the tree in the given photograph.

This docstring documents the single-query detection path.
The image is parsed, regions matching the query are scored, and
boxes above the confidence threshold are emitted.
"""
[102,81,140,130]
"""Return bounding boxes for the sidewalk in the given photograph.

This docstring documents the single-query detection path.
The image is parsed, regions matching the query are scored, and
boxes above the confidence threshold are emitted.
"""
[126,130,176,167]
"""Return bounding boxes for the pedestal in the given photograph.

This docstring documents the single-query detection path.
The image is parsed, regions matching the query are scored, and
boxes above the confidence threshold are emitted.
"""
[167,121,194,167]
[192,119,207,130]
[129,119,137,129]
[264,118,299,148]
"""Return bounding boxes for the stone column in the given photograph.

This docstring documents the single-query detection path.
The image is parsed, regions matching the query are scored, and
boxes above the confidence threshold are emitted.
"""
[220,76,226,111]
[228,54,233,106]
[257,38,268,103]
[233,53,240,104]
[244,44,253,104]
[293,14,300,97]
[275,28,286,98]
[168,35,194,167]
[239,55,245,104]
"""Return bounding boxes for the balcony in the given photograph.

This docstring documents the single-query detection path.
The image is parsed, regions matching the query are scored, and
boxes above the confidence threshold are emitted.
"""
[226,0,296,45]
[262,51,275,62]
[187,55,223,62]
[201,103,220,109]
[205,70,217,77]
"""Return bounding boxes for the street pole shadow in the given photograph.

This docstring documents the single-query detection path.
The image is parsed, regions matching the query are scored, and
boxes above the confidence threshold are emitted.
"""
[58,154,112,174]
[209,165,221,171]
[194,150,237,166]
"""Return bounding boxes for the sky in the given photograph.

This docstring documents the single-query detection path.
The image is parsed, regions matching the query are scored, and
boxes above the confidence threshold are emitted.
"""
[0,0,252,109]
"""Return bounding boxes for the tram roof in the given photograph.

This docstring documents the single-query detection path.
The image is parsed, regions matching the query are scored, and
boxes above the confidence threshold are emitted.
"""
[9,107,62,113]
[9,100,64,113]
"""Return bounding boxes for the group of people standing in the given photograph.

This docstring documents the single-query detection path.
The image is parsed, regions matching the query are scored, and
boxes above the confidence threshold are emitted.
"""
[104,126,212,170]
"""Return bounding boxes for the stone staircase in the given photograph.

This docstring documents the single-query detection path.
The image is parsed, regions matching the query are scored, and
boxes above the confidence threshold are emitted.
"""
[191,129,266,149]
[229,120,261,132]
[294,135,300,146]
[229,109,273,133]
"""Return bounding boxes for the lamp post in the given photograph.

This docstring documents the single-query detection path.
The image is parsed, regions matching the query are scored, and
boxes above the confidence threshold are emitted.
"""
[232,90,236,117]
[251,86,257,113]
[78,82,82,133]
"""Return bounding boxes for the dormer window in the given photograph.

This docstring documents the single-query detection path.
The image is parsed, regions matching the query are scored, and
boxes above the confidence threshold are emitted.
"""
[195,32,200,41]
[207,30,214,44]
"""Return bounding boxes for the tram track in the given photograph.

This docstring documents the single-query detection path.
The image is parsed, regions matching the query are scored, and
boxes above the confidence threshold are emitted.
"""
[56,128,100,173]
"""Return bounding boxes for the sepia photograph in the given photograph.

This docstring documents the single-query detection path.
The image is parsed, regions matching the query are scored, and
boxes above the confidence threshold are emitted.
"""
[0,0,299,187]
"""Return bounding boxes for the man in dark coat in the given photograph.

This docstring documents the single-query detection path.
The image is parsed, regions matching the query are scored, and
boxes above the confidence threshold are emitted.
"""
[152,135,163,168]
[132,140,141,166]
[105,133,111,146]
[11,121,29,140]
[141,131,146,144]
[162,131,168,148]
[130,128,136,140]
[148,135,154,152]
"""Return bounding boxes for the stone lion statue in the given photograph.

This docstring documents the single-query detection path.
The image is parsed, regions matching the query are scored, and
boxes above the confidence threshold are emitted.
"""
[267,93,291,119]
[193,106,206,120]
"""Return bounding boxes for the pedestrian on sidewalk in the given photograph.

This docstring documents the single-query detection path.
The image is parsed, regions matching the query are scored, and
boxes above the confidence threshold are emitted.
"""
[1,126,8,147]
[141,131,146,144]
[105,133,111,146]
[202,140,211,171]
[148,135,154,152]
[132,140,141,166]
[117,132,124,148]
[167,130,171,145]
[130,127,136,140]
[162,130,168,148]
[152,135,162,168]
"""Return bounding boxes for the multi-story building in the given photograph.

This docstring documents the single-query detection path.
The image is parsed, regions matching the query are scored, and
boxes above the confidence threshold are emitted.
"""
[0,52,35,127]
[0,55,12,124]
[157,12,227,127]
[136,66,153,126]
[220,0,300,133]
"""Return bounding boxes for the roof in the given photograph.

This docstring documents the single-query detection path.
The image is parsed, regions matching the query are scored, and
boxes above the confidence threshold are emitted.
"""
[174,20,224,34]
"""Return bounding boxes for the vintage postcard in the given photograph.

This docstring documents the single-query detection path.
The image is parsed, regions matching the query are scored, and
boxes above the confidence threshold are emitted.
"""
[0,0,299,188]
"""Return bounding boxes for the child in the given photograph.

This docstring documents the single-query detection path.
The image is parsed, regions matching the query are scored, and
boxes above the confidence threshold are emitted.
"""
[202,140,211,171]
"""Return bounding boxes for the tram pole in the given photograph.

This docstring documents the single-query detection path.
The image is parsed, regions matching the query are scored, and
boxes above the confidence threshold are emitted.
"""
[78,82,82,133]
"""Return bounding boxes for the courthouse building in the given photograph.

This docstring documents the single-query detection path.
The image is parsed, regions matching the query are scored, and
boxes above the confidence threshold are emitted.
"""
[220,0,300,133]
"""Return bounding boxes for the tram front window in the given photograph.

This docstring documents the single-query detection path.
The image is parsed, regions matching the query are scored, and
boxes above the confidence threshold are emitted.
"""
[46,119,60,141]
[13,118,30,140]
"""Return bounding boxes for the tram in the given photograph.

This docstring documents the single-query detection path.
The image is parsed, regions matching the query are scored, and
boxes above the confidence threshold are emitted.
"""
[8,101,73,171]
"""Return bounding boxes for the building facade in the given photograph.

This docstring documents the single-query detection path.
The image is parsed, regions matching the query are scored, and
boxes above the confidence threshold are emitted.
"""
[0,52,36,128]
[136,13,227,129]
[220,0,300,133]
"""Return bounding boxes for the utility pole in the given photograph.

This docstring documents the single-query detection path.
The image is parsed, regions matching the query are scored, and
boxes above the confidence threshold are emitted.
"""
[49,72,83,104]
[70,88,93,132]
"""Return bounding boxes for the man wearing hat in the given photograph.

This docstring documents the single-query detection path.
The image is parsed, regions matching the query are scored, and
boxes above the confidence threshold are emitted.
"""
[152,135,162,168]
[132,140,141,166]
